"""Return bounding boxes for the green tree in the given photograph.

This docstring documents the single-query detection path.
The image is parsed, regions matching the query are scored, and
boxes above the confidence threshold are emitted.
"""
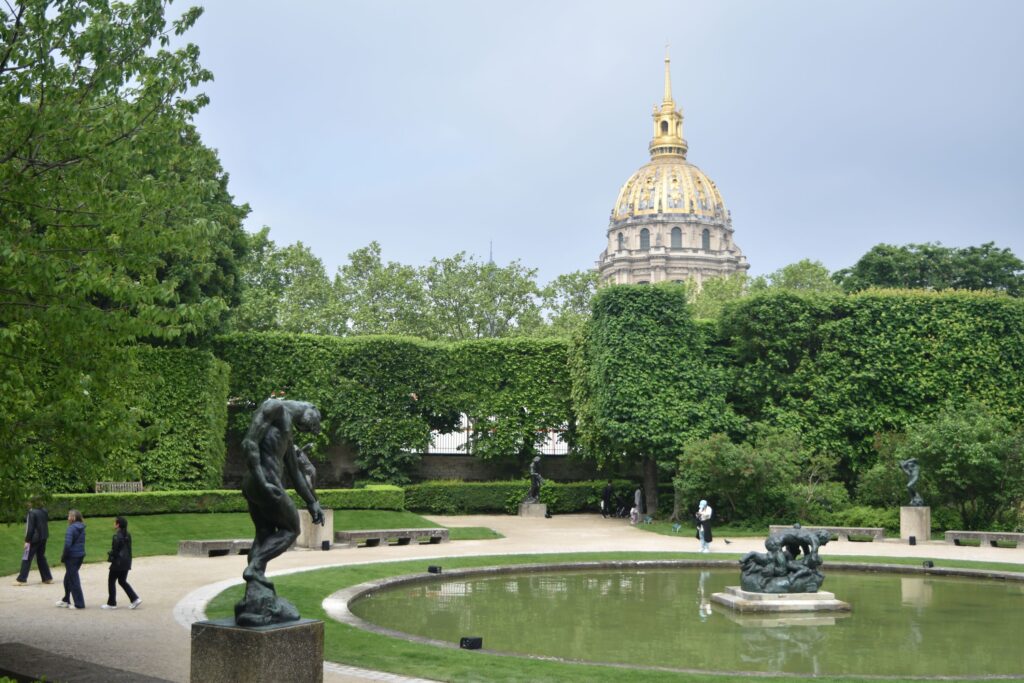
[674,433,800,524]
[833,242,1024,295]
[422,253,543,340]
[335,242,429,337]
[894,402,1024,530]
[571,284,735,517]
[751,259,839,294]
[230,228,342,335]
[0,1,246,510]
[538,270,599,337]
[688,273,747,320]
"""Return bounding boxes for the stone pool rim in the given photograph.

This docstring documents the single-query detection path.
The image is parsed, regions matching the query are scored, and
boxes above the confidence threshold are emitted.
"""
[323,559,1024,680]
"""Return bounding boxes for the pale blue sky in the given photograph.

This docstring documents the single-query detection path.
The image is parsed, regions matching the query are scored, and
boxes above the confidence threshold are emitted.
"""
[182,0,1024,283]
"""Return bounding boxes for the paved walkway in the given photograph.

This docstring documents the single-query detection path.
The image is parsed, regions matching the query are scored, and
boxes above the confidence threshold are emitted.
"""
[3,514,1023,682]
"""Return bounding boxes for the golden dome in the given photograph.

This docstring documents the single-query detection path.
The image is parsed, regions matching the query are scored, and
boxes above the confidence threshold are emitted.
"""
[612,159,726,222]
[611,49,726,223]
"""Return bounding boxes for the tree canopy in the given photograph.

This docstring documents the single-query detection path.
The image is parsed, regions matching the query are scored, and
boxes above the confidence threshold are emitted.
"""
[0,0,247,511]
[833,242,1024,295]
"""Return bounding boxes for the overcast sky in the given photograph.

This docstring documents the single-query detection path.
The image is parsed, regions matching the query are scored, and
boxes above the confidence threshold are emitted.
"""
[181,0,1024,284]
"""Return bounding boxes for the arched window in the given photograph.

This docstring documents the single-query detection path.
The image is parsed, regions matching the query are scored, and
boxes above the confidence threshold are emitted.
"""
[640,228,650,250]
[617,232,625,251]
[660,121,669,134]
[701,229,711,251]
[671,227,682,249]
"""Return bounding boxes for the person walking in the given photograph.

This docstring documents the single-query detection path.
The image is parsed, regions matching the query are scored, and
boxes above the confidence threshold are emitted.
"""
[695,499,713,553]
[103,516,141,610]
[14,498,52,586]
[56,509,86,609]
[601,480,614,518]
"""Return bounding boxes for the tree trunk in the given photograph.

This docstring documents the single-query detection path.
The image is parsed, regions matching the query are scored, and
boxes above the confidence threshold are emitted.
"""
[642,456,659,518]
[670,487,681,523]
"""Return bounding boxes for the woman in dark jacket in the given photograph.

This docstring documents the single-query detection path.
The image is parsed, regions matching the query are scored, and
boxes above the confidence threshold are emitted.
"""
[57,509,86,609]
[103,516,141,609]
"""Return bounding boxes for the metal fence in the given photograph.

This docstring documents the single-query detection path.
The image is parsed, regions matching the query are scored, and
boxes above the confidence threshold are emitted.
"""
[423,414,569,456]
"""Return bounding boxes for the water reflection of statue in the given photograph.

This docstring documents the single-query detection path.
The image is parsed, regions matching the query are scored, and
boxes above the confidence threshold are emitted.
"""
[524,456,543,503]
[740,525,831,593]
[899,458,925,506]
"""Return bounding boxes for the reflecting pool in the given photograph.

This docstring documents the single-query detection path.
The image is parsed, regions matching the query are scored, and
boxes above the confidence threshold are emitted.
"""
[349,567,1024,677]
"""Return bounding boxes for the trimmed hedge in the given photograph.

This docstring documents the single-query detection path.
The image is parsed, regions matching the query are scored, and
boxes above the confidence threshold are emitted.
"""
[26,485,404,521]
[404,479,636,515]
[721,290,1024,483]
[214,333,573,483]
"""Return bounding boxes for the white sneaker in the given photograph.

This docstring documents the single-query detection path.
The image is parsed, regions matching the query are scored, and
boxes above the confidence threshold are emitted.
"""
[55,600,70,608]
[130,598,142,610]
[101,604,117,610]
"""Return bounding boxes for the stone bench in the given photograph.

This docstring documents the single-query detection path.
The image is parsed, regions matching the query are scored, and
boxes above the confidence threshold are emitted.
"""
[177,539,253,557]
[334,528,449,548]
[95,480,144,493]
[768,525,885,542]
[945,530,1024,548]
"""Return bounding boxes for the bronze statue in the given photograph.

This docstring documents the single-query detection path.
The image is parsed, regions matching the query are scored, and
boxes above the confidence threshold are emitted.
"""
[523,456,543,503]
[235,398,325,626]
[739,525,831,593]
[899,458,925,506]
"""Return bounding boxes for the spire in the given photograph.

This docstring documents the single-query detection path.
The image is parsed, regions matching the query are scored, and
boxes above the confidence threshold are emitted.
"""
[649,51,687,160]
[663,45,673,105]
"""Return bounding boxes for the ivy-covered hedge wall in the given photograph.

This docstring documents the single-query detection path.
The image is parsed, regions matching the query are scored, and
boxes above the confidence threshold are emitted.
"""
[214,333,573,483]
[721,290,1024,483]
[23,485,403,521]
[26,347,229,493]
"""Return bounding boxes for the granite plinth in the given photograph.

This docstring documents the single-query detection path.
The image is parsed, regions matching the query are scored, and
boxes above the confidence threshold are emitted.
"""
[711,586,851,613]
[900,505,931,542]
[518,502,547,517]
[190,617,323,683]
[296,508,334,549]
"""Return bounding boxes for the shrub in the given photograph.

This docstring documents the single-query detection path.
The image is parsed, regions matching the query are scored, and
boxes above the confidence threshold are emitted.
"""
[14,485,404,522]
[404,480,633,515]
[823,506,900,534]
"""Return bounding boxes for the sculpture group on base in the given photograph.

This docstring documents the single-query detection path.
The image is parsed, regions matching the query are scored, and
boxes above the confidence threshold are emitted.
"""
[236,398,325,627]
[739,525,832,594]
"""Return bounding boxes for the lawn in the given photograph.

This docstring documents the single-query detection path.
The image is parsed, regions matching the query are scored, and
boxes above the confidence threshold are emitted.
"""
[203,551,1024,683]
[2,509,499,578]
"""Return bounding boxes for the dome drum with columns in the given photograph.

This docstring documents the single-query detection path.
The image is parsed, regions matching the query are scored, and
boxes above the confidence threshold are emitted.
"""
[597,53,748,286]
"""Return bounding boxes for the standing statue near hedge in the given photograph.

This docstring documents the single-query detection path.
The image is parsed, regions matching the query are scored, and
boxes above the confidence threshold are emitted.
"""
[524,456,544,503]
[899,457,925,506]
[236,398,325,626]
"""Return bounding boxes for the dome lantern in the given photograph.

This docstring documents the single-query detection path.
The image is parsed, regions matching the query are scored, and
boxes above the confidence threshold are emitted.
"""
[649,48,688,160]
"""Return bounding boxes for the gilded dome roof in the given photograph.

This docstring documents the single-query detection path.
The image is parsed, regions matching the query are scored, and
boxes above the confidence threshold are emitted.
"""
[612,159,726,222]
[610,50,727,224]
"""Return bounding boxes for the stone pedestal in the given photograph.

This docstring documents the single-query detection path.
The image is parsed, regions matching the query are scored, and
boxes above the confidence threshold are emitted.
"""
[191,617,323,683]
[900,506,931,542]
[711,586,851,613]
[296,508,334,549]
[518,502,547,517]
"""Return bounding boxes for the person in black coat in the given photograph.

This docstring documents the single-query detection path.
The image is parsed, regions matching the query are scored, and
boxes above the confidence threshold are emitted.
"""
[103,516,141,610]
[15,498,52,585]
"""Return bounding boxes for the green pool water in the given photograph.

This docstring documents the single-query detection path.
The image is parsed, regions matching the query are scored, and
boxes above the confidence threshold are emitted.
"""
[349,567,1024,677]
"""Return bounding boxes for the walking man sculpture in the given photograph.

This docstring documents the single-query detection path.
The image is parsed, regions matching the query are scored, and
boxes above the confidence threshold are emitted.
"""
[236,398,325,626]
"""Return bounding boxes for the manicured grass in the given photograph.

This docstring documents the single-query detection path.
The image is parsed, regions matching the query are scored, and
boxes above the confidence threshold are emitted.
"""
[635,520,770,538]
[204,551,1024,683]
[1,509,487,578]
[446,527,504,541]
[334,510,441,530]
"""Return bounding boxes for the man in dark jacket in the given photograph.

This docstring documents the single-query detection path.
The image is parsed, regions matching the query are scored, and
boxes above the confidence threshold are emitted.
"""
[15,499,52,585]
